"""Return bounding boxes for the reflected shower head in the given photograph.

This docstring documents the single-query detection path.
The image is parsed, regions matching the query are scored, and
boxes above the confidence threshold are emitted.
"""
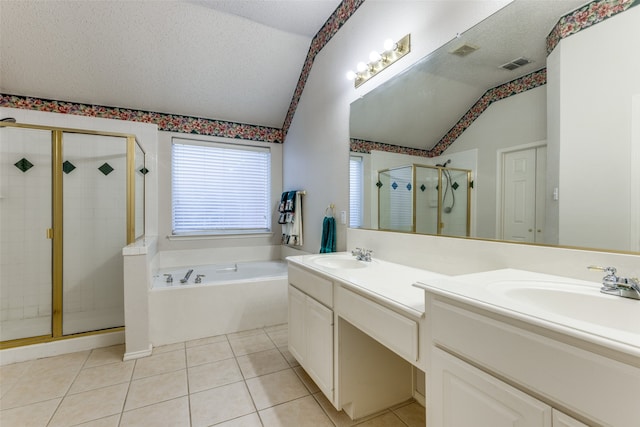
[1,117,17,123]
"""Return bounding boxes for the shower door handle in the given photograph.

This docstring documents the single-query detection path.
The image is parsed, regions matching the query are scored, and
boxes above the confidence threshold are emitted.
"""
[47,228,54,239]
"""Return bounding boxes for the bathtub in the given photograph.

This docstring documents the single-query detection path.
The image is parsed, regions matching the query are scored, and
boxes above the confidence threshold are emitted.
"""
[148,260,288,346]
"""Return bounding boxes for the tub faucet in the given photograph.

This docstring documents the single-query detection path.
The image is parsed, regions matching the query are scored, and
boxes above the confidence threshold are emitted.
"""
[163,274,173,284]
[588,266,640,300]
[195,274,205,284]
[180,269,194,284]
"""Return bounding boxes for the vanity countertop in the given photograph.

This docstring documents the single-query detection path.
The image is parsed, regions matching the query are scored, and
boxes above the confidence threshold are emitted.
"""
[414,268,640,359]
[287,252,447,318]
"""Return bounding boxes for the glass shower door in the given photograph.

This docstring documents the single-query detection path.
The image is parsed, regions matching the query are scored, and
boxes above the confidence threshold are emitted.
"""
[0,127,53,341]
[415,166,439,235]
[62,133,126,335]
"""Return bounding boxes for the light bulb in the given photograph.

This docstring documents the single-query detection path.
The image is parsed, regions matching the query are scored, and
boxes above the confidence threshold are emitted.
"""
[383,38,395,51]
[369,50,381,62]
[356,62,367,72]
[346,70,356,81]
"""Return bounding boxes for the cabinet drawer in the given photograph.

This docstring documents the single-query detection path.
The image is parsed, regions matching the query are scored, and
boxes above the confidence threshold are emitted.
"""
[288,264,333,307]
[336,286,418,363]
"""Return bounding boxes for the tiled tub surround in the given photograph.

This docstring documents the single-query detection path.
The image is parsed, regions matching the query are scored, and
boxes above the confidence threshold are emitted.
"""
[0,324,425,427]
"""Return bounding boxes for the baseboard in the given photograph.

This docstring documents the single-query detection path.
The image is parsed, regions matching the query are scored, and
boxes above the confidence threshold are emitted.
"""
[123,344,153,361]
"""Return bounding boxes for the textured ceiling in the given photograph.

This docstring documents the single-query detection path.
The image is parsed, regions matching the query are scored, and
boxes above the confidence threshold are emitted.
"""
[0,0,341,128]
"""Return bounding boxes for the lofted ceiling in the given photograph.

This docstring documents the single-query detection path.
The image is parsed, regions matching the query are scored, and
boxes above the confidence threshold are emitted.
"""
[0,0,341,129]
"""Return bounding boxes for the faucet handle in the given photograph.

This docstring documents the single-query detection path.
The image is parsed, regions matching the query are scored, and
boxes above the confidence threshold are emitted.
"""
[588,265,619,289]
[587,265,617,275]
[163,274,173,283]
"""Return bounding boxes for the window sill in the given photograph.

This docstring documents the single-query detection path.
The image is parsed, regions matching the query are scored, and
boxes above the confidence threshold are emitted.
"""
[167,232,274,241]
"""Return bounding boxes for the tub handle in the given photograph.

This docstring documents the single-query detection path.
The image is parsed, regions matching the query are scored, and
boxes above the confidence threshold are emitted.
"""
[195,274,205,284]
[163,274,173,283]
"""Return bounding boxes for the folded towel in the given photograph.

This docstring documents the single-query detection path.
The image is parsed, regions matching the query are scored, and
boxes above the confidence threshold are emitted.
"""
[320,216,336,253]
[281,191,303,246]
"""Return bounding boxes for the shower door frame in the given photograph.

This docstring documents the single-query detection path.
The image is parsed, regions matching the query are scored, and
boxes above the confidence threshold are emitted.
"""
[0,122,144,349]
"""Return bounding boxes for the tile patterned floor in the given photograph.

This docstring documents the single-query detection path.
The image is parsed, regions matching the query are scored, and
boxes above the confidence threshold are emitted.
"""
[0,324,425,426]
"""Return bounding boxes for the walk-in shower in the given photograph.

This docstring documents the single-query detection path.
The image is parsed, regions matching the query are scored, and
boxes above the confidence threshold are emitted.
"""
[0,121,145,348]
[377,163,471,236]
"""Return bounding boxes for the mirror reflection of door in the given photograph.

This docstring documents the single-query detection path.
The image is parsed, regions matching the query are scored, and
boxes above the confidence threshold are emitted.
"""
[501,145,546,243]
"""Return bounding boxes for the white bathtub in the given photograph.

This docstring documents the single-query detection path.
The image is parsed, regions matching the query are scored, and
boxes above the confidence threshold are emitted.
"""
[148,260,288,346]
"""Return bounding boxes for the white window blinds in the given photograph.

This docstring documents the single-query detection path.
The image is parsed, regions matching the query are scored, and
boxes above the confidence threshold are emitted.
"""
[172,138,271,235]
[349,156,363,228]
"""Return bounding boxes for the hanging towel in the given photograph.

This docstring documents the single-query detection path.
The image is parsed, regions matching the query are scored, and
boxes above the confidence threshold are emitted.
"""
[320,216,336,253]
[281,191,303,246]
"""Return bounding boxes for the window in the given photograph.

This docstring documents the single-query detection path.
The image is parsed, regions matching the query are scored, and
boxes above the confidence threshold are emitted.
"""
[349,155,363,228]
[172,138,271,235]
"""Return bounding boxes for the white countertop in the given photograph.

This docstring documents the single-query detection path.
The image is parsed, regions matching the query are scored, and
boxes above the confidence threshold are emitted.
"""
[287,253,447,318]
[414,268,640,359]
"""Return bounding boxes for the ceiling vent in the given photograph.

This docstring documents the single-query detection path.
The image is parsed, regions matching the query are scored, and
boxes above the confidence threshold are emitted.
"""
[450,43,479,57]
[499,57,532,70]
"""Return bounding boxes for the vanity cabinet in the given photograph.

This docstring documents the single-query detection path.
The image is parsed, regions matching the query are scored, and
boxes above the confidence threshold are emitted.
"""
[287,265,334,401]
[424,293,640,427]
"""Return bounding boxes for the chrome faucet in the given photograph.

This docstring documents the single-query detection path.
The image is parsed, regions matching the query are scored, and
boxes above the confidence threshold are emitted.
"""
[180,269,194,284]
[195,274,205,284]
[351,248,373,262]
[163,274,173,284]
[588,266,640,300]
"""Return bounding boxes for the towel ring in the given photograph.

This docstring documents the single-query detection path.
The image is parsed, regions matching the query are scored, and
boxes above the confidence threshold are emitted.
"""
[325,204,335,217]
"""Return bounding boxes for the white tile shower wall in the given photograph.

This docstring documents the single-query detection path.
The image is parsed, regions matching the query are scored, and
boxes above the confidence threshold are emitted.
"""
[0,127,52,332]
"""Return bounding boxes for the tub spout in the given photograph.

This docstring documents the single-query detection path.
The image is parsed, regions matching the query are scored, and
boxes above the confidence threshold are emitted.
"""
[180,269,194,284]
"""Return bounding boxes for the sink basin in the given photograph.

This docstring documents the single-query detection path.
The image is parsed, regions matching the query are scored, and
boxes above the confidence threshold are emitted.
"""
[486,280,639,334]
[309,255,369,270]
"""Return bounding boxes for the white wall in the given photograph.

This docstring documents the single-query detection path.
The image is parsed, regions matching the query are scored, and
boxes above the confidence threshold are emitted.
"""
[551,7,640,252]
[283,0,510,253]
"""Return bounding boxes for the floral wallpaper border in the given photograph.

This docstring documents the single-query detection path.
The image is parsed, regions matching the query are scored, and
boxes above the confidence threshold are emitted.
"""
[350,138,432,158]
[428,68,547,157]
[281,0,366,138]
[351,69,547,158]
[0,94,283,143]
[1,0,636,145]
[546,0,638,55]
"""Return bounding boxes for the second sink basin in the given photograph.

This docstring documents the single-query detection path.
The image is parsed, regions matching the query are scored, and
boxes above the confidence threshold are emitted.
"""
[309,254,370,270]
[486,280,639,335]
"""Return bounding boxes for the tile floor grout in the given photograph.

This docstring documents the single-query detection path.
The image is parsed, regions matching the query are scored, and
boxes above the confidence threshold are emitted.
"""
[1,324,424,427]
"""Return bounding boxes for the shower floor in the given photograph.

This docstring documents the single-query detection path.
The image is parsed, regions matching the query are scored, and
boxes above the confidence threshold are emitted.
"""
[0,308,123,342]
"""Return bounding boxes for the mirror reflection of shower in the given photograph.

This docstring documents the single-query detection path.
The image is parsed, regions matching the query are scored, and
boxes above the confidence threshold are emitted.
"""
[377,163,471,237]
[436,159,454,214]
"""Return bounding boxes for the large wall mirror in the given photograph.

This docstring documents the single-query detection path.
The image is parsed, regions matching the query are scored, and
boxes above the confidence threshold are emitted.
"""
[349,0,640,254]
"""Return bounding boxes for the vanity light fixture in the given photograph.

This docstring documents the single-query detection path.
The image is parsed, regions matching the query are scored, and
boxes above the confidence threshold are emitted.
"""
[346,34,411,88]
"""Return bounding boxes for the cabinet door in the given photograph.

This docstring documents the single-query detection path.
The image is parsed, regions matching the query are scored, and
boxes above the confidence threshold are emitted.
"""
[305,296,334,399]
[288,285,306,364]
[552,410,588,427]
[431,348,552,427]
